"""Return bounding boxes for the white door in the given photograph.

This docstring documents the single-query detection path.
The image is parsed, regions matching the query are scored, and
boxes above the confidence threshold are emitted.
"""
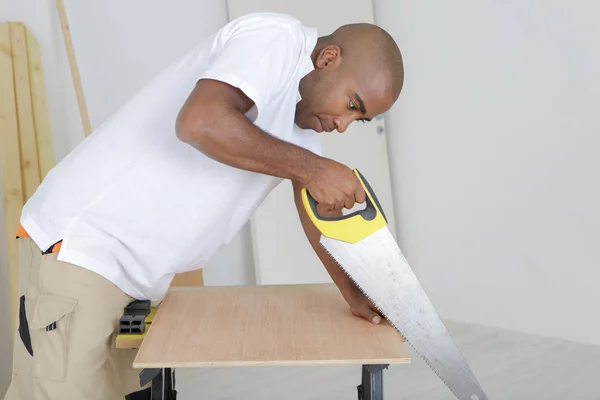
[226,0,398,284]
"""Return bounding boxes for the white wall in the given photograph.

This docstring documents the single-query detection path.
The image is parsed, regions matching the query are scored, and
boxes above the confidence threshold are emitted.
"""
[0,0,255,395]
[374,0,600,345]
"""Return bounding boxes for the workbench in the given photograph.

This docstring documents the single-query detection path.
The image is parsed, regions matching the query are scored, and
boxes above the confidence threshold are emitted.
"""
[131,283,410,399]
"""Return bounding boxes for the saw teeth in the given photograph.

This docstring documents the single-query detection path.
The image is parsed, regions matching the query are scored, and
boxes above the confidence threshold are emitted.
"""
[318,241,466,400]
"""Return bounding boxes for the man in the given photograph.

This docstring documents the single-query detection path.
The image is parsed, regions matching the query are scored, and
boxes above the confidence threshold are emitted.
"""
[5,12,403,400]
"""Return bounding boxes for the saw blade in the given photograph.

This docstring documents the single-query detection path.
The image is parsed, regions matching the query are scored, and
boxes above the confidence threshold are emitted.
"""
[321,226,488,400]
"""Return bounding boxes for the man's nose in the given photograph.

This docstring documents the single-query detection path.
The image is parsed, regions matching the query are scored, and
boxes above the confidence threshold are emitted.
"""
[333,117,350,133]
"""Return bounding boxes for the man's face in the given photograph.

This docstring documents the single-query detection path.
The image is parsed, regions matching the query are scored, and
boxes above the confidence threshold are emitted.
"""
[295,54,394,134]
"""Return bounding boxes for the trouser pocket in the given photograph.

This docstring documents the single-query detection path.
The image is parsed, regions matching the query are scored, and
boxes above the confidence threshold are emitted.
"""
[18,295,34,356]
[30,293,78,381]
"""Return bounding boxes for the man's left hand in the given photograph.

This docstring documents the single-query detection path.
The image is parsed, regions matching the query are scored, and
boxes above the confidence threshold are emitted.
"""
[341,283,383,325]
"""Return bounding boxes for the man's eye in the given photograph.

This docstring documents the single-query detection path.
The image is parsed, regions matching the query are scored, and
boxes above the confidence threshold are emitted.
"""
[349,100,356,110]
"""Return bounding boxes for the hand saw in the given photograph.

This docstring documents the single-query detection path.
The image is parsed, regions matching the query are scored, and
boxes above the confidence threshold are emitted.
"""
[301,169,488,400]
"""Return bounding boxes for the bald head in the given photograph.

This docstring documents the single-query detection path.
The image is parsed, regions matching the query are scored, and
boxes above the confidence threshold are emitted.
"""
[295,22,404,134]
[325,23,404,101]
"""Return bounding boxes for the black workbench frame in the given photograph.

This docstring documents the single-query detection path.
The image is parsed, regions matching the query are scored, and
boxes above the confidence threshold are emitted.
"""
[141,363,390,400]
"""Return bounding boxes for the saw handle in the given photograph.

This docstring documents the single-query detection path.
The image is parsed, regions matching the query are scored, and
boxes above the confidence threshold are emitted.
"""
[301,169,388,244]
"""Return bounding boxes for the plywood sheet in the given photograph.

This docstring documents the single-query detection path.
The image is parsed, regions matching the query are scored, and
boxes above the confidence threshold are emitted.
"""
[134,284,409,368]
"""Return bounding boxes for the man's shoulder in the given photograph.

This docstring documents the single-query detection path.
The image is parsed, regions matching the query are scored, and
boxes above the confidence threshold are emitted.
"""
[213,12,315,67]
[229,12,305,28]
[223,12,310,39]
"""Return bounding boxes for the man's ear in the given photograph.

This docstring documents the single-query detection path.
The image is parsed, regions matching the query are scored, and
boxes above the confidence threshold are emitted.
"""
[316,45,342,70]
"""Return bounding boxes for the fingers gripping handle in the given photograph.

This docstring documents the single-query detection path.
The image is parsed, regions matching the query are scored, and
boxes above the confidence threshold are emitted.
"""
[301,169,388,243]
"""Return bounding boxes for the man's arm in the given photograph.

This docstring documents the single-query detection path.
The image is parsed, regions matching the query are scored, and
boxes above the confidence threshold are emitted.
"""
[291,180,382,324]
[175,79,365,211]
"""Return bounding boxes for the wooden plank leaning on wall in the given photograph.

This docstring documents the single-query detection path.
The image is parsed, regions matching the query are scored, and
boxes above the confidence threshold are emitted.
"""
[0,22,52,332]
[0,22,25,333]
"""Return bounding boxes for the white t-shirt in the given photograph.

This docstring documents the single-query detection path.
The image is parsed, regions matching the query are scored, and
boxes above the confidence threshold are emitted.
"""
[21,12,321,300]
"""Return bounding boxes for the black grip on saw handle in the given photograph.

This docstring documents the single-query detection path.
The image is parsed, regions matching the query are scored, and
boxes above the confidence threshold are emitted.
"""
[305,169,386,223]
[301,169,388,243]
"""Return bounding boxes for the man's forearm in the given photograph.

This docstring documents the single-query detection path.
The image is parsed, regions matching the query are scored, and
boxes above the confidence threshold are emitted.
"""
[292,181,355,292]
[176,79,364,212]
[292,180,382,325]
[177,103,323,185]
[312,236,355,291]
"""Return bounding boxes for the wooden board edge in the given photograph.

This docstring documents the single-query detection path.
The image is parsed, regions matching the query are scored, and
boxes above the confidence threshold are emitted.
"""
[55,0,92,136]
[24,26,55,180]
[9,22,40,200]
[0,22,25,331]
[115,331,147,350]
[132,356,411,369]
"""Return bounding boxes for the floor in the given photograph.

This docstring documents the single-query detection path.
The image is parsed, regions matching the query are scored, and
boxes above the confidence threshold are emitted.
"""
[174,320,600,399]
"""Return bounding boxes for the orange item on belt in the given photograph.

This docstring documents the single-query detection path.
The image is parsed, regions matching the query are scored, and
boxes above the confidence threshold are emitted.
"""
[16,224,62,254]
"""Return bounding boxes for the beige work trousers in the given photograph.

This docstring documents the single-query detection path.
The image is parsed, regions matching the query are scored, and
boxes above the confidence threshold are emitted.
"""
[4,237,150,400]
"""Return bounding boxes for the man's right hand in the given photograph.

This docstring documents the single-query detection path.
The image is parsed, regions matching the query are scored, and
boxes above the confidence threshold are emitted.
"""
[304,159,367,212]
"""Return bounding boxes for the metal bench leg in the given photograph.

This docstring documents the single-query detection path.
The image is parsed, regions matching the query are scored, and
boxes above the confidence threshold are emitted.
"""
[140,368,177,400]
[357,364,389,400]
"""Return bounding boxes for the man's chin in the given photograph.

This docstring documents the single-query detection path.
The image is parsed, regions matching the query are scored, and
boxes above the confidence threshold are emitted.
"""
[294,119,311,131]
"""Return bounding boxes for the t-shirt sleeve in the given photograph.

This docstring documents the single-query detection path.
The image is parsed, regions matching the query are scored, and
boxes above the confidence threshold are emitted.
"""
[199,20,303,115]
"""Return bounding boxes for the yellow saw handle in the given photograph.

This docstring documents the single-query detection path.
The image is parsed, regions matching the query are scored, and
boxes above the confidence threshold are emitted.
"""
[301,169,388,244]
